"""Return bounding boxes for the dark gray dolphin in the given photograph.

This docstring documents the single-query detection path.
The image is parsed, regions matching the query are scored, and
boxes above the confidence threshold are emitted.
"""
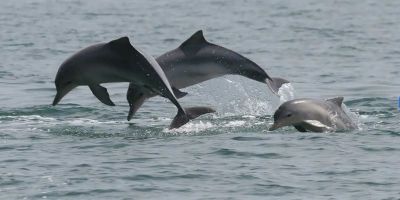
[52,37,215,129]
[269,97,357,132]
[126,30,289,120]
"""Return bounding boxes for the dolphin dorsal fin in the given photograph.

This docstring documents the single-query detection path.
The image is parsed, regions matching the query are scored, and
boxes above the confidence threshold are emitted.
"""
[179,30,208,55]
[107,36,133,56]
[326,97,344,106]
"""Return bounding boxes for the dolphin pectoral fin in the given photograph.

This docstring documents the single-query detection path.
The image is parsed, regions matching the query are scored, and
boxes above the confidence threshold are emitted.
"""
[294,125,307,132]
[172,87,188,99]
[266,77,290,95]
[301,120,331,132]
[169,107,215,129]
[126,91,147,121]
[89,85,115,106]
[326,97,344,106]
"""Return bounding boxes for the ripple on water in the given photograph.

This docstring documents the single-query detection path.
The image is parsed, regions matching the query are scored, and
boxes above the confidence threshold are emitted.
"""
[231,136,268,141]
[121,173,207,181]
[248,183,301,196]
[360,146,400,152]
[212,148,287,159]
[32,189,122,199]
[317,169,377,176]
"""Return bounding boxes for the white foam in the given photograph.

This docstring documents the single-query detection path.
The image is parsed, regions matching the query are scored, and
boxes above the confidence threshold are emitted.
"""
[242,115,256,119]
[68,118,104,125]
[223,120,246,127]
[1,115,57,122]
[0,115,126,128]
[163,121,214,134]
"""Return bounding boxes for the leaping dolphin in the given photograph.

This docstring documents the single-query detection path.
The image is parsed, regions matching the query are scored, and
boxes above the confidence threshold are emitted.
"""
[126,30,289,120]
[52,37,215,129]
[269,97,357,132]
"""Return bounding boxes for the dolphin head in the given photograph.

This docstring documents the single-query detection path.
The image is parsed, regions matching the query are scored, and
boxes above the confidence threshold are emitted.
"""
[269,99,323,131]
[52,62,78,106]
[269,104,304,131]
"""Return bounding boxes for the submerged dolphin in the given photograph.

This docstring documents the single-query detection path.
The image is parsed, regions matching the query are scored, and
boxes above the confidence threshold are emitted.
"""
[52,37,215,129]
[126,30,289,120]
[269,97,357,132]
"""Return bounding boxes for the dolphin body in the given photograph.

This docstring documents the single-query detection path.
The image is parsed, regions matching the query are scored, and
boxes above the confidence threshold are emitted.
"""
[126,30,289,120]
[52,37,215,129]
[269,97,357,132]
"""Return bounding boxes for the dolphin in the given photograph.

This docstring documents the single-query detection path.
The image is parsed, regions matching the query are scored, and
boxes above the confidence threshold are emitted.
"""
[269,97,357,132]
[126,30,290,120]
[52,36,215,129]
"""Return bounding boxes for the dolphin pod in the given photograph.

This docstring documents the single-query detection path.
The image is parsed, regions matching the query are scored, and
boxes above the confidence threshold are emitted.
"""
[126,30,289,120]
[52,37,215,129]
[269,97,357,132]
[52,31,356,132]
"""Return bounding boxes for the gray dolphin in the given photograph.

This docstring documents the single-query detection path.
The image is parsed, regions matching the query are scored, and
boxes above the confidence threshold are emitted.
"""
[126,30,289,120]
[52,37,215,129]
[269,97,357,132]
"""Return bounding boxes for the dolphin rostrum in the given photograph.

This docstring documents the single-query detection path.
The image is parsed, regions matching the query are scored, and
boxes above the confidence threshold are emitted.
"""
[126,30,290,120]
[269,97,357,132]
[53,37,215,129]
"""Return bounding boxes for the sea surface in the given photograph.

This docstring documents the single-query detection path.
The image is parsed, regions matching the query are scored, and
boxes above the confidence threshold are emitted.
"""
[1,0,400,199]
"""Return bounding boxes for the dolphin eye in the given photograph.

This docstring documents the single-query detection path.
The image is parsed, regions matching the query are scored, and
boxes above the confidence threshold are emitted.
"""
[286,114,292,117]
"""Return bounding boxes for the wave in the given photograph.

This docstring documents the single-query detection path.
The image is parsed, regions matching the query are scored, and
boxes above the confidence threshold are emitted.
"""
[1,94,398,138]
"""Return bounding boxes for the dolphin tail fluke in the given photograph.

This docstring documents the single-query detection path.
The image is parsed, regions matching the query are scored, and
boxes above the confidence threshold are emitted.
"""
[185,107,216,119]
[266,77,290,95]
[169,107,215,129]
[89,84,115,106]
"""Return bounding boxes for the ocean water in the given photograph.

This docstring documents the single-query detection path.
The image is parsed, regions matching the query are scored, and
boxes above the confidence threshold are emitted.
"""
[1,0,400,199]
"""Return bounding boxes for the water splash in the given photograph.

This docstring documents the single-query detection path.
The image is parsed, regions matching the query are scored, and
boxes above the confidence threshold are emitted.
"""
[231,98,274,116]
[341,104,362,130]
[163,121,215,134]
[223,120,246,127]
[278,83,295,104]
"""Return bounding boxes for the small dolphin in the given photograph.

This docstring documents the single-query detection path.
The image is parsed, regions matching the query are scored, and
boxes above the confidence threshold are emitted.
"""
[269,97,357,132]
[53,37,215,129]
[126,30,289,120]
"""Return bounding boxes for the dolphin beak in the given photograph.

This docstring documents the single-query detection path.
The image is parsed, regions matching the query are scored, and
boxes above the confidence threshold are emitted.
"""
[269,118,293,131]
[52,84,76,106]
[53,91,66,106]
[269,122,283,131]
[52,91,63,106]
